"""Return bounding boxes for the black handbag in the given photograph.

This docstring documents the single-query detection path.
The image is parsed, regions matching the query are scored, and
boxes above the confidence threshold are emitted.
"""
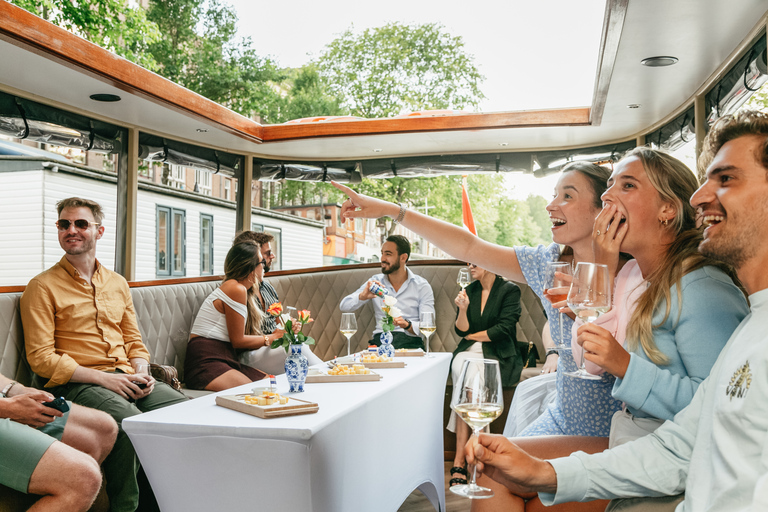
[517,340,539,369]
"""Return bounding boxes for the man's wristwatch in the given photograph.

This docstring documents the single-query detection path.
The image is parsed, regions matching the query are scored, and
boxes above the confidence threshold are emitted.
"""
[545,349,559,358]
[405,320,412,331]
[1,381,17,398]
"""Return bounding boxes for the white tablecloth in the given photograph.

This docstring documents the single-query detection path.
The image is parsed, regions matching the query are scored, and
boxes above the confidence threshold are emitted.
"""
[123,353,451,512]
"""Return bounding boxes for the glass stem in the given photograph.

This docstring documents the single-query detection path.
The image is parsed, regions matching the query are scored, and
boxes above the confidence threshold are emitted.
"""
[469,427,481,488]
[346,336,351,356]
[559,313,564,350]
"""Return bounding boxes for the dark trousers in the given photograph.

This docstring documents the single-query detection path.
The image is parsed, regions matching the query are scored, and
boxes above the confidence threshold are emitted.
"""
[50,376,188,512]
[370,331,424,350]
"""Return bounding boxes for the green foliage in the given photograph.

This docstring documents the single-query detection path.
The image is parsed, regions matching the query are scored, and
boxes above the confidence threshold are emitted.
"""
[743,81,768,113]
[146,0,285,121]
[10,0,162,69]
[276,65,345,123]
[524,195,553,243]
[317,22,485,118]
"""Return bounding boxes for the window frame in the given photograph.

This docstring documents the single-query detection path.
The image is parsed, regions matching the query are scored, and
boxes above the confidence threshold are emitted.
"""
[263,226,282,271]
[200,213,214,275]
[156,205,186,277]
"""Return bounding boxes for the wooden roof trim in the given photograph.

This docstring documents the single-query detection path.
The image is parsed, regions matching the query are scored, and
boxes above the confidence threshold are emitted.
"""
[0,2,263,143]
[0,3,591,148]
[0,260,464,292]
[262,108,591,142]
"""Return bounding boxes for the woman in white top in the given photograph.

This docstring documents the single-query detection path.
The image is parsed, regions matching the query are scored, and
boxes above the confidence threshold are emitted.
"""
[185,241,276,391]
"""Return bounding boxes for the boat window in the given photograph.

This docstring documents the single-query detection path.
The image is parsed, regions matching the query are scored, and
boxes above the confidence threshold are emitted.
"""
[200,214,214,276]
[157,206,186,277]
[706,34,768,125]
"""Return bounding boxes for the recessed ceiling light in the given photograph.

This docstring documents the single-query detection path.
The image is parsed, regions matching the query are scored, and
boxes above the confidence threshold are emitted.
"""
[627,104,641,109]
[373,148,383,152]
[641,56,678,67]
[196,128,208,133]
[499,142,509,147]
[89,93,121,102]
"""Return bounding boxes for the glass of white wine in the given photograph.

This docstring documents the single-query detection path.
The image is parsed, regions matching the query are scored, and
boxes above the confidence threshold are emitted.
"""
[457,267,471,290]
[544,261,573,350]
[565,262,610,380]
[420,311,436,358]
[450,358,503,499]
[340,313,357,356]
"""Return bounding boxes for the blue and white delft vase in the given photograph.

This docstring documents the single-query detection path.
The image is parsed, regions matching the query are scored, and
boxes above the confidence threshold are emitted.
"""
[285,344,309,392]
[378,331,395,358]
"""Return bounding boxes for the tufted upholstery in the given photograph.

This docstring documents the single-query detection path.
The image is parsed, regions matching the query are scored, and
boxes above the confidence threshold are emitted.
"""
[267,264,548,363]
[130,281,219,382]
[0,293,29,388]
[0,264,547,508]
[0,263,546,384]
[0,262,547,390]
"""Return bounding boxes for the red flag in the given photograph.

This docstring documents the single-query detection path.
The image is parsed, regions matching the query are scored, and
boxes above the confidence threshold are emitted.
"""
[461,176,477,235]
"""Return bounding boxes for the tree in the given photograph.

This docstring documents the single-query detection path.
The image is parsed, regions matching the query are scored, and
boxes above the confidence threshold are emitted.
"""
[525,195,553,243]
[277,65,345,123]
[146,0,285,121]
[317,22,485,118]
[10,0,162,69]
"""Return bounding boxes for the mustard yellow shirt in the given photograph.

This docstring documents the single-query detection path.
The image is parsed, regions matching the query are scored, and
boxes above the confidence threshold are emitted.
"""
[21,256,149,387]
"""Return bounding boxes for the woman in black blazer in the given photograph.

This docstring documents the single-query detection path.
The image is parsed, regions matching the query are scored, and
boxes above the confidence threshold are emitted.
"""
[447,263,522,487]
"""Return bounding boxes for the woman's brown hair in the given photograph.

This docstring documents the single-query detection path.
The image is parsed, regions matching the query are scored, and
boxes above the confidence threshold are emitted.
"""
[224,242,264,335]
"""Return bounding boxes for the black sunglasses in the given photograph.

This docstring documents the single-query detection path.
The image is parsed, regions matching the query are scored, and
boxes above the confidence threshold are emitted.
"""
[257,259,268,267]
[55,219,100,231]
[467,263,477,268]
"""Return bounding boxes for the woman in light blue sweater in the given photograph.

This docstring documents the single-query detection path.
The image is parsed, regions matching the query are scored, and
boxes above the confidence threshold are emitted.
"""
[473,148,749,512]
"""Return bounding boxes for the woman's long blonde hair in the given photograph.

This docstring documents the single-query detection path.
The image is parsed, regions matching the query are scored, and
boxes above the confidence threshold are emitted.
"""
[224,242,265,335]
[624,147,739,364]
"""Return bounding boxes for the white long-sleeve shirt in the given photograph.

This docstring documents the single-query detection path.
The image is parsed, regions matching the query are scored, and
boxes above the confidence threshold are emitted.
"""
[339,268,435,338]
[541,288,768,511]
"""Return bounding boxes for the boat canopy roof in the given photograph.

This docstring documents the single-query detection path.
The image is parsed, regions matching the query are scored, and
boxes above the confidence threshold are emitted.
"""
[1,1,767,181]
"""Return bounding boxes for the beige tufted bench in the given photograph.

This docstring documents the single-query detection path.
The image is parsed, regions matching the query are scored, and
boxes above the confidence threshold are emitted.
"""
[0,262,548,393]
[0,261,547,510]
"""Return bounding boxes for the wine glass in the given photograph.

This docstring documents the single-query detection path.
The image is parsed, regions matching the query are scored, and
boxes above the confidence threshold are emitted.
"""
[544,261,573,351]
[565,262,610,380]
[457,267,472,290]
[340,313,357,356]
[450,358,504,499]
[420,311,436,358]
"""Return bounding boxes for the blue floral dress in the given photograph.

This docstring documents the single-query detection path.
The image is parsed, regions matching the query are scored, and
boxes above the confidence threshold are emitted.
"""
[514,244,622,437]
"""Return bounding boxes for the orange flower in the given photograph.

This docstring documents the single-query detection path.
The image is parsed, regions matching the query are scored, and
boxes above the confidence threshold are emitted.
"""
[298,310,313,323]
[267,302,283,317]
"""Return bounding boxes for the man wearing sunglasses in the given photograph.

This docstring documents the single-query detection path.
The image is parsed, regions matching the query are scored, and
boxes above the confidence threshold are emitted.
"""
[20,197,187,512]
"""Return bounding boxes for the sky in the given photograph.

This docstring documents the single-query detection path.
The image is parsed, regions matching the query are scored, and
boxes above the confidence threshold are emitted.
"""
[225,0,606,199]
[226,0,606,113]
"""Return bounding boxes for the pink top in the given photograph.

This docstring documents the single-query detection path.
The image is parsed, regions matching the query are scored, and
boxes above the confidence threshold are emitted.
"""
[571,260,646,375]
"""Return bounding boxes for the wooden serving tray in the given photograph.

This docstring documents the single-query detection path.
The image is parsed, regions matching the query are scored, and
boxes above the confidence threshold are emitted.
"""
[394,349,425,357]
[215,395,318,419]
[305,370,382,383]
[339,360,405,369]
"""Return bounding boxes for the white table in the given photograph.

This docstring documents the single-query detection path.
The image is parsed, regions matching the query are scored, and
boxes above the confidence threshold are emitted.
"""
[123,352,451,512]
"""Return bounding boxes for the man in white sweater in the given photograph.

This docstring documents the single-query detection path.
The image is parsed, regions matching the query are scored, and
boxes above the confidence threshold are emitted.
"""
[465,110,768,511]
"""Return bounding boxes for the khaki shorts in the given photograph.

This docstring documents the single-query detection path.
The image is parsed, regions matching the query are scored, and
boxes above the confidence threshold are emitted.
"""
[0,405,70,493]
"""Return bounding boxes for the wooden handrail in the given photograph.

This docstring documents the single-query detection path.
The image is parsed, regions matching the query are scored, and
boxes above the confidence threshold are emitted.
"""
[0,260,465,293]
[262,109,591,141]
